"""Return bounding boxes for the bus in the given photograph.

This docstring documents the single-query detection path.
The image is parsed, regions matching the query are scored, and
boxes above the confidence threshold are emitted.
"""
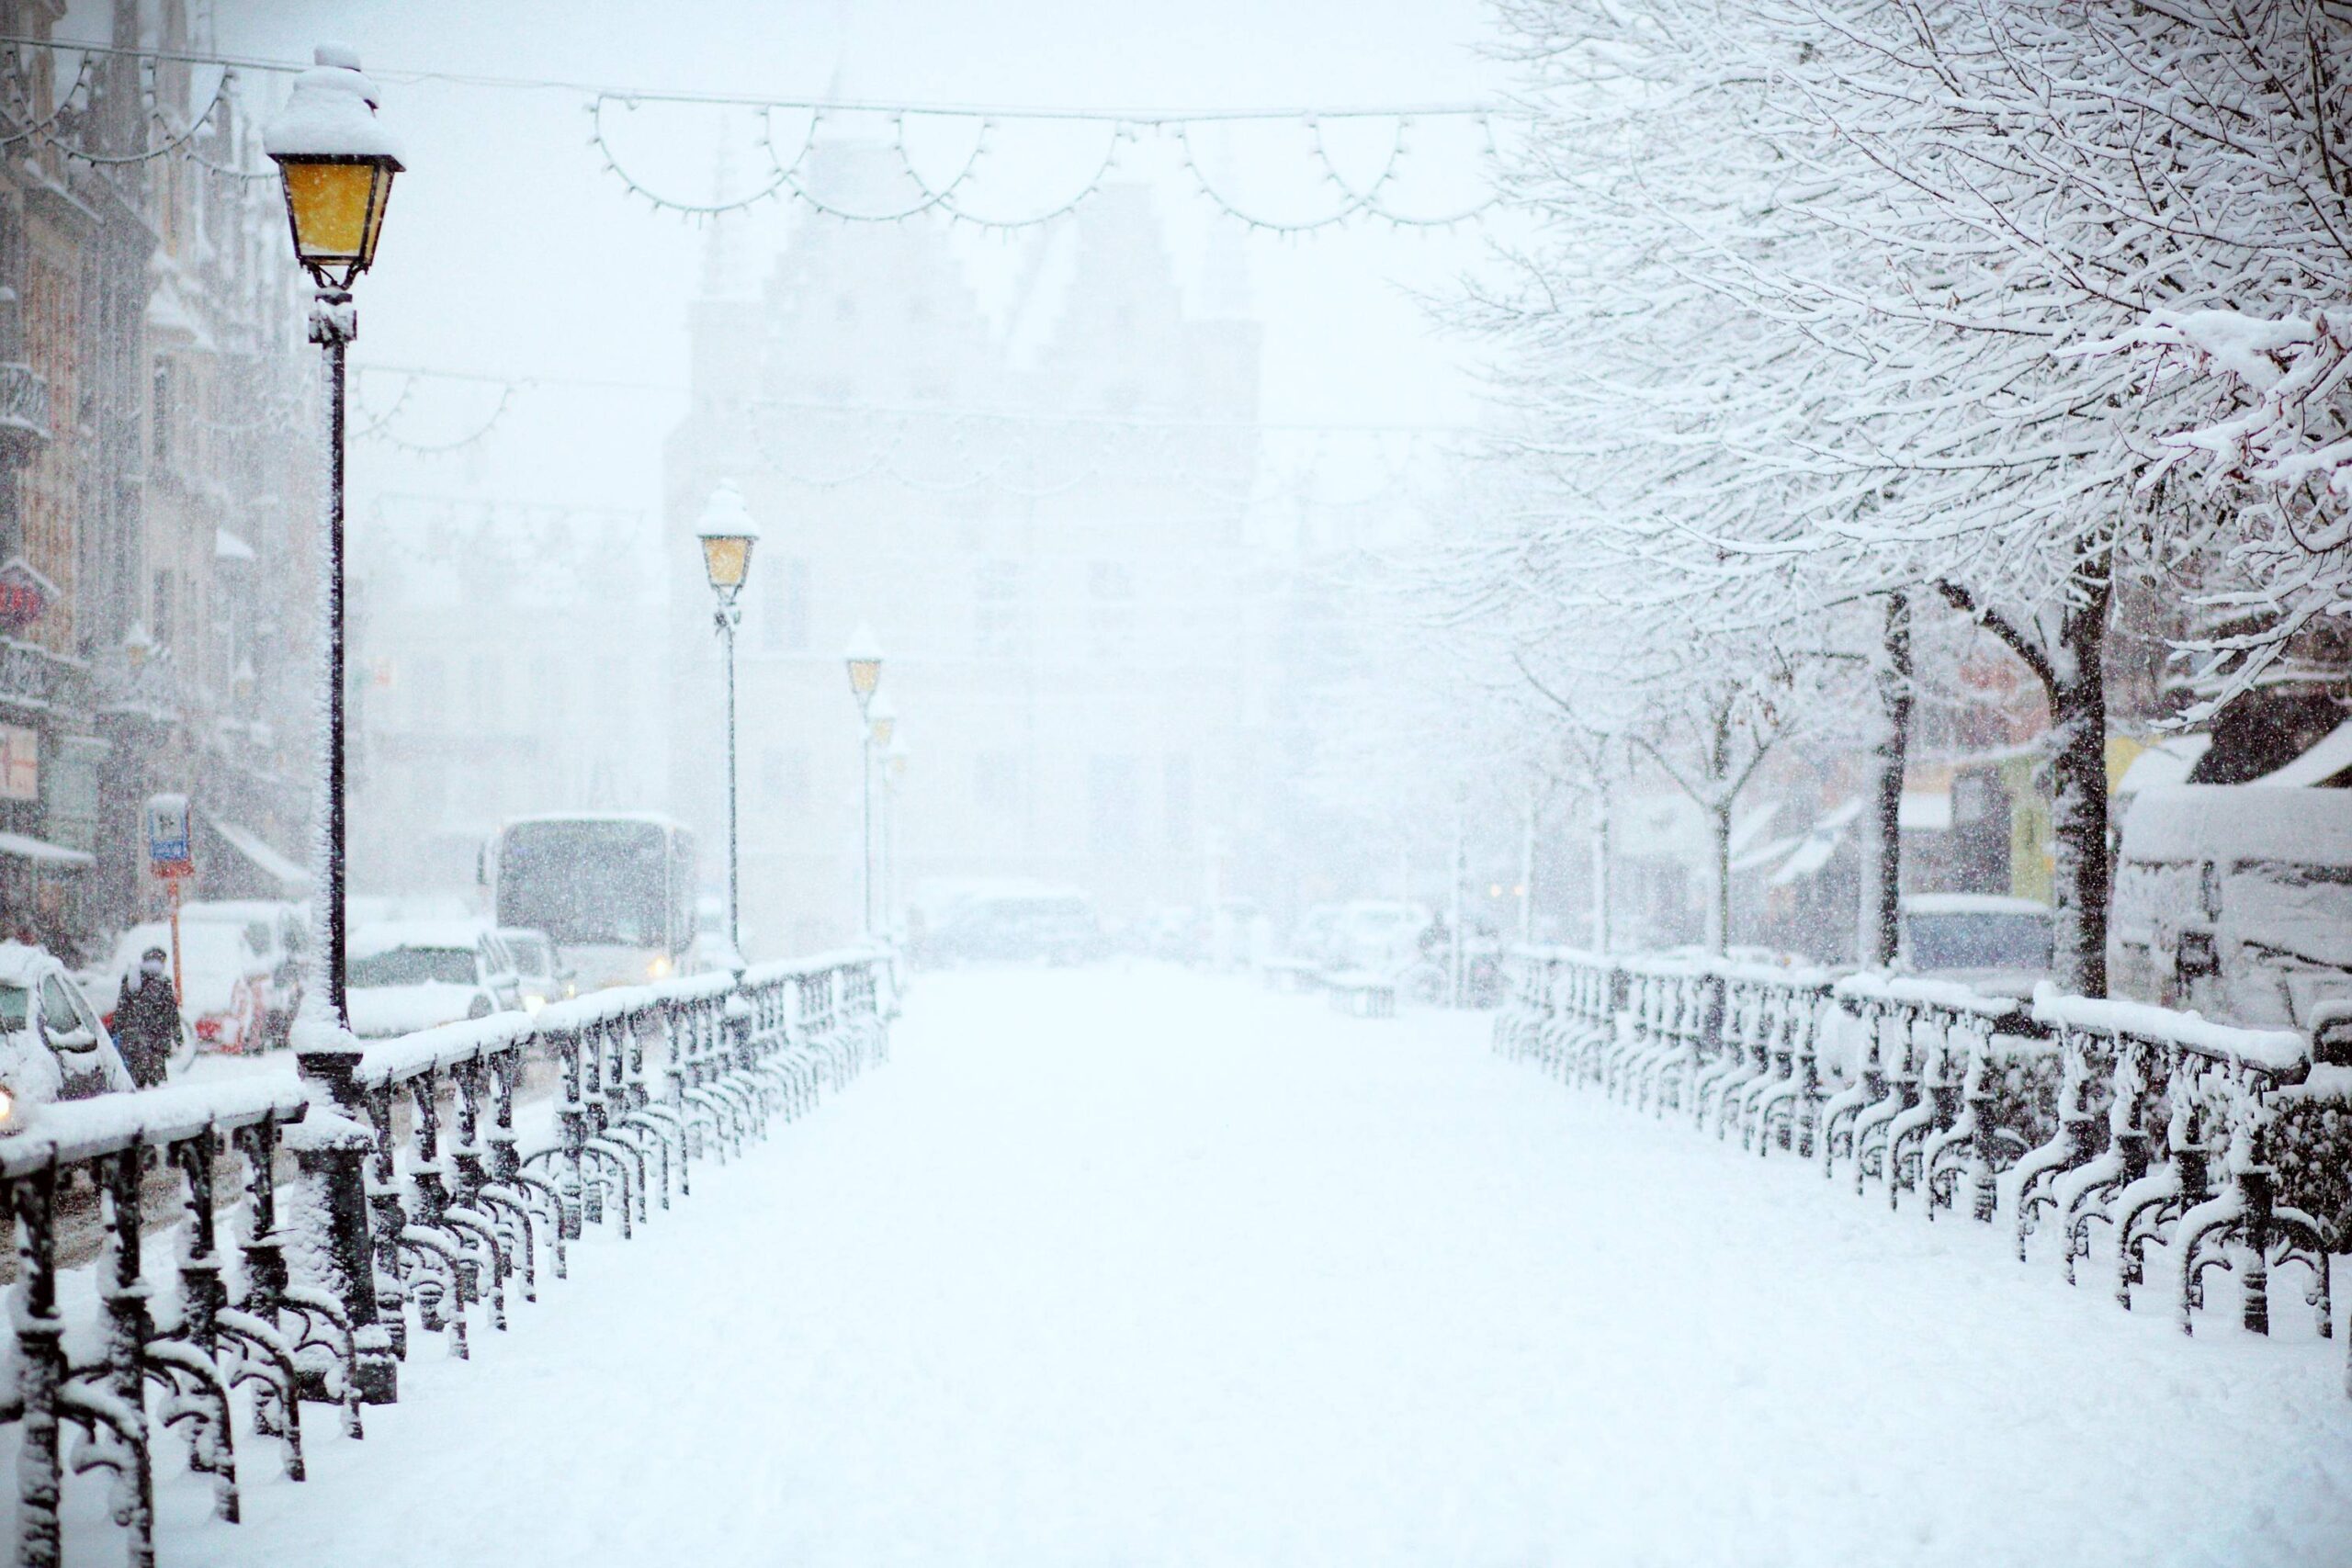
[484,813,697,991]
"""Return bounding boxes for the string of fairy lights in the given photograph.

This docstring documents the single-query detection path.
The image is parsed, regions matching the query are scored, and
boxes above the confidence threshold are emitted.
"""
[0,32,1510,231]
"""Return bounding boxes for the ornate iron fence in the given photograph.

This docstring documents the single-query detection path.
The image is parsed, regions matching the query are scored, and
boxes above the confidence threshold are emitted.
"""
[0,950,895,1567]
[1493,946,2352,1392]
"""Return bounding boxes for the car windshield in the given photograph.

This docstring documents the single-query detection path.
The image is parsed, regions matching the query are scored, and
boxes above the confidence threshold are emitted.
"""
[0,984,24,1031]
[348,948,477,988]
[504,935,554,976]
[1907,913,2053,971]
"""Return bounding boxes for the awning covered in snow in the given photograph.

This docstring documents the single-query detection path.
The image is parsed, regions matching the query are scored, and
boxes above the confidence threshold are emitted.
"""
[2256,721,2352,789]
[204,814,312,896]
[0,831,92,870]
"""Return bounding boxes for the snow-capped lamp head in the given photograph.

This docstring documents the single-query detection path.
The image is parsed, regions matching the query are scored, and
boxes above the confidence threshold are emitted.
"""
[866,689,899,750]
[264,43,404,291]
[843,622,884,715]
[695,482,761,606]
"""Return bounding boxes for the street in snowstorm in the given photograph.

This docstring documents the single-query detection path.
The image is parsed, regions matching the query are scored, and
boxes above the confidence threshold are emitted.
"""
[0,0,2348,1563]
[147,969,2352,1568]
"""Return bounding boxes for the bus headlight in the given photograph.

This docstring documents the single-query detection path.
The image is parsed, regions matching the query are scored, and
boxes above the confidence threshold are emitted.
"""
[522,993,546,1015]
[648,955,673,980]
[0,1085,18,1128]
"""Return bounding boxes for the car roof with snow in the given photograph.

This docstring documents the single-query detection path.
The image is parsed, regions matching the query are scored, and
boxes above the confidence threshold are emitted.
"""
[0,942,62,987]
[349,921,491,959]
[1900,894,2052,917]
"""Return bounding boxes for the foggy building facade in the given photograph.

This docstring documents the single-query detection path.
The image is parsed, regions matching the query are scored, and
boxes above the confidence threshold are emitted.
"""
[669,151,1261,954]
[0,0,321,956]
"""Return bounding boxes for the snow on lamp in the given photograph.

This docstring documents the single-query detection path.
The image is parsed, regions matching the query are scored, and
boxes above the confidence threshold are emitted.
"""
[695,481,761,603]
[265,44,404,289]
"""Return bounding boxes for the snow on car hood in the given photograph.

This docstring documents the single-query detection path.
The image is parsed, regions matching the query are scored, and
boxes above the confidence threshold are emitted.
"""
[346,983,485,1040]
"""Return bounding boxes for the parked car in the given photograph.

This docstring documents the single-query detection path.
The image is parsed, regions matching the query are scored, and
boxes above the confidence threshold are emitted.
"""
[1896,893,2054,997]
[1332,900,1439,976]
[105,917,275,1054]
[0,942,135,1128]
[180,899,307,1048]
[923,889,1108,965]
[2111,783,2352,1030]
[345,922,520,1039]
[494,926,575,1013]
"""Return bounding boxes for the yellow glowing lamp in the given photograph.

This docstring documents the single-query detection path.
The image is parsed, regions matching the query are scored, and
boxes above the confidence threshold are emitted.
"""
[843,621,884,710]
[265,46,403,289]
[866,691,898,750]
[695,482,761,601]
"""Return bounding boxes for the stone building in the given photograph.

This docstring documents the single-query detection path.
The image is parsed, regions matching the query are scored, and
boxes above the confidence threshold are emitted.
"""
[0,0,320,957]
[667,150,1261,955]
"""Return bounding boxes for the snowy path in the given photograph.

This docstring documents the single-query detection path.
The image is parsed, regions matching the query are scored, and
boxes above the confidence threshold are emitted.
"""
[157,967,2352,1567]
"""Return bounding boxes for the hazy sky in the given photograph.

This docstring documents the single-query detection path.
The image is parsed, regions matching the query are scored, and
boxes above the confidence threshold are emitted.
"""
[202,0,1507,521]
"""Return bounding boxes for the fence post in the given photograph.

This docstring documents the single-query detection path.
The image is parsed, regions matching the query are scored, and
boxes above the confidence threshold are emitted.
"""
[291,1042,399,1404]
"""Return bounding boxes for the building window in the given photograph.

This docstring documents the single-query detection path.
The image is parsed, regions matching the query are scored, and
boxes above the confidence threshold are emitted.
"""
[151,570,173,648]
[762,747,809,811]
[763,557,809,653]
[1164,754,1194,852]
[152,361,172,467]
[1089,755,1137,854]
[976,558,1026,659]
[974,750,1024,818]
[1088,560,1135,661]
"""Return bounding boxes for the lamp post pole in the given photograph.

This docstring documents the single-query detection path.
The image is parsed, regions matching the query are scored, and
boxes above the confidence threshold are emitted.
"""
[721,600,741,957]
[315,288,353,1022]
[861,730,874,936]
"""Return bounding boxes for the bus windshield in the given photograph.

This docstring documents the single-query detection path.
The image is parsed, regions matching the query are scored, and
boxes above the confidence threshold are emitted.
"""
[496,819,673,949]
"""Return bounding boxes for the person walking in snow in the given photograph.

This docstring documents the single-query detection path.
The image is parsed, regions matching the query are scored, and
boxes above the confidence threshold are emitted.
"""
[113,946,179,1089]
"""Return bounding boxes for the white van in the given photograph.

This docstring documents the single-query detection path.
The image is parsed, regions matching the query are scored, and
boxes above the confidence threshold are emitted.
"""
[2110,784,2352,1029]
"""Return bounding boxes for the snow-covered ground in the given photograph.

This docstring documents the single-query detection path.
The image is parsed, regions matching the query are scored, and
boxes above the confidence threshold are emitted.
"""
[147,965,2352,1567]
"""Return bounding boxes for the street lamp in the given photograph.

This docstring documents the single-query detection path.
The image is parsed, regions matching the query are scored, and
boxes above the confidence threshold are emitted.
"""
[842,625,884,935]
[884,735,909,935]
[265,43,402,1030]
[860,689,898,936]
[695,482,761,964]
[264,39,402,1408]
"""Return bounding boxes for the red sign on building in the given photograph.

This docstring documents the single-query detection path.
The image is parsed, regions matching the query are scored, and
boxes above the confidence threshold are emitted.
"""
[0,558,53,634]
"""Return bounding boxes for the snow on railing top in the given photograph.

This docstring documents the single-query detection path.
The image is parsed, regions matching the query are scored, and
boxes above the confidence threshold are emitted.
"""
[1833,971,2023,1019]
[0,1076,309,1178]
[350,953,888,1089]
[2030,986,2308,1077]
[740,947,888,988]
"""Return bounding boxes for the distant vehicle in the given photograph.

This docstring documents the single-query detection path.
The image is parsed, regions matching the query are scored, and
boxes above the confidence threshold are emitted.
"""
[179,899,308,1048]
[922,889,1107,966]
[2112,784,2352,1030]
[345,922,519,1039]
[0,943,135,1129]
[1897,894,2055,996]
[485,813,697,990]
[106,916,275,1054]
[1289,903,1344,965]
[1332,901,1438,976]
[493,927,575,1014]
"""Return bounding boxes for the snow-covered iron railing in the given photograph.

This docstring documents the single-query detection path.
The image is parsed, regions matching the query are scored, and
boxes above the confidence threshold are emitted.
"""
[1493,946,2352,1393]
[0,950,895,1567]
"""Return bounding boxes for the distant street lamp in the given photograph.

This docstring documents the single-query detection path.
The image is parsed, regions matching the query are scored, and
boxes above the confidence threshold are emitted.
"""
[842,624,884,935]
[862,690,899,937]
[265,43,402,1028]
[696,483,761,964]
[884,735,910,935]
[265,39,403,1408]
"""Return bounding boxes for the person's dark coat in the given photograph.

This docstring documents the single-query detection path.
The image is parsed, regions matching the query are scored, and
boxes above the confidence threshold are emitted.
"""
[113,973,178,1089]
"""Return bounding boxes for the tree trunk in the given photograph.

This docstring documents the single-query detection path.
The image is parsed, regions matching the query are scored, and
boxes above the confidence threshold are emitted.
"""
[2049,579,2112,997]
[1707,801,1732,954]
[1860,592,1913,967]
[1591,789,1611,953]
